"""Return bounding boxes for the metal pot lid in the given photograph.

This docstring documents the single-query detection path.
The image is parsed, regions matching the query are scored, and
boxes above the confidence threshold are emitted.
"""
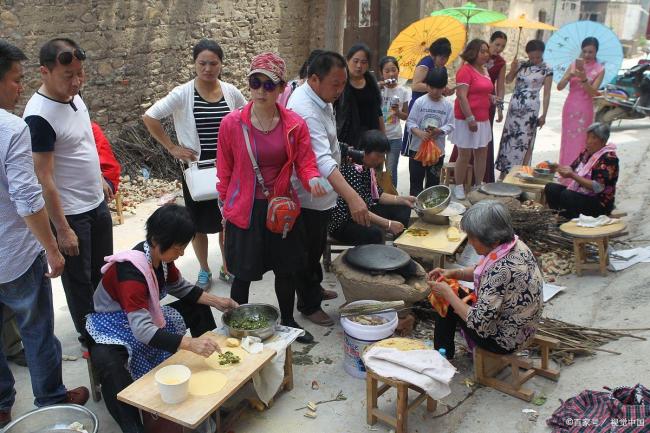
[344,244,411,272]
[480,182,522,197]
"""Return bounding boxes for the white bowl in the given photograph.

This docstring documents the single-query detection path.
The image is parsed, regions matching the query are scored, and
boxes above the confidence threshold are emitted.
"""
[155,364,191,404]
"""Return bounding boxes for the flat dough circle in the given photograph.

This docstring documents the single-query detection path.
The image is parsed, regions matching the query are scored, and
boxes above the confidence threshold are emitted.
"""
[188,371,227,396]
[205,347,248,370]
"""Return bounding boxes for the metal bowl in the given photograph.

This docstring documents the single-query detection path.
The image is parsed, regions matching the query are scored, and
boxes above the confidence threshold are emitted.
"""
[415,185,451,223]
[222,303,280,340]
[2,404,98,433]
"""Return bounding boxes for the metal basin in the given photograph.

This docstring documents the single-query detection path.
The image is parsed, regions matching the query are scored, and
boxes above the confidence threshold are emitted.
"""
[2,404,98,433]
[222,303,280,340]
[414,185,451,223]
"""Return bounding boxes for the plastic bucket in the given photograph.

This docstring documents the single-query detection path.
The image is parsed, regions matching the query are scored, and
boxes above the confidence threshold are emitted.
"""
[155,364,191,404]
[340,300,398,379]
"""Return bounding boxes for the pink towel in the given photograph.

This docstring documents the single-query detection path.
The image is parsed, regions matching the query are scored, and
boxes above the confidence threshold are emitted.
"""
[101,250,166,328]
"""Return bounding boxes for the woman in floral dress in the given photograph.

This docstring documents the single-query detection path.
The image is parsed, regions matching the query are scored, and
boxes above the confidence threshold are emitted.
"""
[495,40,553,178]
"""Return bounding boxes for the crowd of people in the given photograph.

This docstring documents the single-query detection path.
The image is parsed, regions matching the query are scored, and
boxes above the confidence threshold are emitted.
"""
[0,27,620,432]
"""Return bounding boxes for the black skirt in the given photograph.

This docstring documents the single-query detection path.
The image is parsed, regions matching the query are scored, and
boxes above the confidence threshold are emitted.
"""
[225,199,306,281]
[181,177,223,234]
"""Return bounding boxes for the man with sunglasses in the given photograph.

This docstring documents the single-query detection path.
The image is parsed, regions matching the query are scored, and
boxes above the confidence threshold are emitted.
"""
[0,39,89,427]
[287,51,371,326]
[23,38,113,349]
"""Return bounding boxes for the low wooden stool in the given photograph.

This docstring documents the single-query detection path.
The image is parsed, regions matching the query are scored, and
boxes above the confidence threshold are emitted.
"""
[366,368,437,433]
[114,190,125,225]
[440,162,473,191]
[559,220,627,276]
[474,335,561,402]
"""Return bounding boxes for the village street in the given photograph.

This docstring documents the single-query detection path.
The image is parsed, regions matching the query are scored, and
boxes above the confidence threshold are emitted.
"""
[8,62,650,432]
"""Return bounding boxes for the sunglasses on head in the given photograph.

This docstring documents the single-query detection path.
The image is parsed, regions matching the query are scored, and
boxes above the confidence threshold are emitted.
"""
[57,48,86,65]
[249,76,281,92]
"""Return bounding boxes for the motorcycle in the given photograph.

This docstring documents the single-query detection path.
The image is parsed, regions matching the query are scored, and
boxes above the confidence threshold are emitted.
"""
[595,62,650,124]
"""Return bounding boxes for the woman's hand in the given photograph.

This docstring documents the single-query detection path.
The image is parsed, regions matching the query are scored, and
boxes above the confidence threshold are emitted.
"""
[214,297,238,312]
[556,165,574,178]
[169,145,198,162]
[537,114,546,129]
[415,128,433,141]
[185,336,222,357]
[510,58,519,71]
[443,86,455,96]
[428,280,454,301]
[387,220,405,235]
[572,69,587,82]
[468,120,478,132]
[399,195,417,208]
[427,267,457,281]
[496,108,504,123]
[309,177,329,198]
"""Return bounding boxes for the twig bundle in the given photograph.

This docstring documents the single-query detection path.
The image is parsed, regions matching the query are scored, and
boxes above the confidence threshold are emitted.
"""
[507,201,572,253]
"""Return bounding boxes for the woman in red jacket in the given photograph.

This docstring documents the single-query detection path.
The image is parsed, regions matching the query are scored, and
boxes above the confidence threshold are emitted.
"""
[217,53,328,343]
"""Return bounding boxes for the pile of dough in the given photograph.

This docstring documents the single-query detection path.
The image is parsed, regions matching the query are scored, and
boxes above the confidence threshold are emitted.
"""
[188,371,227,396]
[373,337,426,351]
[205,347,248,370]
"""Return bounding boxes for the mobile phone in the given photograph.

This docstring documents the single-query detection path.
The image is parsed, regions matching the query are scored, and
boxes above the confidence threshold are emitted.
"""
[575,58,584,71]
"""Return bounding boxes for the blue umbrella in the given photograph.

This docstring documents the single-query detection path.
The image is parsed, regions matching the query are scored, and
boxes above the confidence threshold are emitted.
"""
[544,21,623,87]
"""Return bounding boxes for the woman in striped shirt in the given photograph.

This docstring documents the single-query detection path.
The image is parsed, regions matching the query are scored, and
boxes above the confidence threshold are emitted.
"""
[144,40,246,289]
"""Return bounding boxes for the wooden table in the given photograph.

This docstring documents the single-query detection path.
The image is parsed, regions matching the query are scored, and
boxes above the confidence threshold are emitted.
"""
[394,219,467,267]
[502,166,551,203]
[560,220,627,276]
[117,332,277,430]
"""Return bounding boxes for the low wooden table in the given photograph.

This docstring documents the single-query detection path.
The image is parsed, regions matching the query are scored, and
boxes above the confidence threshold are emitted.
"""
[118,332,278,431]
[559,220,627,276]
[502,165,552,203]
[394,219,467,267]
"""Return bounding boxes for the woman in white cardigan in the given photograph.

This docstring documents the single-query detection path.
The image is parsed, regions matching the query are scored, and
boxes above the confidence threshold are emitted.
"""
[143,40,246,289]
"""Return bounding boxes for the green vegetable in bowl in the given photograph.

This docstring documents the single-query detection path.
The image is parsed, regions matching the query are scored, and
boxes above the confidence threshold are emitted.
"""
[229,315,270,330]
[423,189,448,208]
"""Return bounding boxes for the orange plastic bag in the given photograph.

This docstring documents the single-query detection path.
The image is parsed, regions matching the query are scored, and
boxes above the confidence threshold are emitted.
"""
[428,277,477,318]
[413,139,442,167]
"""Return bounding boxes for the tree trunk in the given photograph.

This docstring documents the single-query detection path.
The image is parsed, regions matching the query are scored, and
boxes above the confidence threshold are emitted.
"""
[325,0,346,53]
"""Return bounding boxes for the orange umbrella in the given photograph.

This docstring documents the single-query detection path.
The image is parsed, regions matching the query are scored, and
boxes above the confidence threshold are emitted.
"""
[489,14,558,56]
[387,16,466,80]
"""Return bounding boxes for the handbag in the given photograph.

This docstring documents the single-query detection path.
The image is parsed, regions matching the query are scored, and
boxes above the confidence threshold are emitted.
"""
[183,158,218,202]
[241,123,300,239]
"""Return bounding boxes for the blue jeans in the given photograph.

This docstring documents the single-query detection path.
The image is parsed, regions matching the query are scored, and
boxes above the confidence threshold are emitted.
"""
[386,138,402,187]
[0,252,66,409]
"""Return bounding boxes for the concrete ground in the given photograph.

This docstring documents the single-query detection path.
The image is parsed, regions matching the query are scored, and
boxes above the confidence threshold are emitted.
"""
[8,61,650,432]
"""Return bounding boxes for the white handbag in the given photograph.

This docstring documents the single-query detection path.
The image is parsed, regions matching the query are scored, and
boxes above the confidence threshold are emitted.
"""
[183,159,219,201]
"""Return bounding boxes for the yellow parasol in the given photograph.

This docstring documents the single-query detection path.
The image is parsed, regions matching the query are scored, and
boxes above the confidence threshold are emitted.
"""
[489,14,558,56]
[387,16,466,80]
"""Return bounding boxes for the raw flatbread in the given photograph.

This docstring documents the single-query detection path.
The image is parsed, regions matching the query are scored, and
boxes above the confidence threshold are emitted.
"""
[205,347,248,370]
[373,337,426,351]
[188,371,227,396]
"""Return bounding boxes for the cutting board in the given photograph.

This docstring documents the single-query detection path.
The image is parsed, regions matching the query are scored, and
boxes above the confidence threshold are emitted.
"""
[117,332,276,429]
[394,219,467,257]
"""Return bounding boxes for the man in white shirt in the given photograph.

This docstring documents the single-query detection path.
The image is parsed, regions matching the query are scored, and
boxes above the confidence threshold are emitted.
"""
[0,39,88,427]
[288,51,370,326]
[24,38,113,347]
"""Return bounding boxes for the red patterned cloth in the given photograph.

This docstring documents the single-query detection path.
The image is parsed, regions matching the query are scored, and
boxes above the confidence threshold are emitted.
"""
[547,384,650,432]
[248,52,287,83]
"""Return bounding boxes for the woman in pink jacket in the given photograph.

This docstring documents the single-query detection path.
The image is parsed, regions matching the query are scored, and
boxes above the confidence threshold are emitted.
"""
[217,53,328,343]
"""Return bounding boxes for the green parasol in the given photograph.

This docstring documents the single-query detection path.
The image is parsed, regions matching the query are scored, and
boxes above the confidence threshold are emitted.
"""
[430,2,507,37]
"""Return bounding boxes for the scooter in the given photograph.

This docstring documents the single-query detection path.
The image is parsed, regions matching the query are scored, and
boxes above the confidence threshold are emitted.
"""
[595,62,650,124]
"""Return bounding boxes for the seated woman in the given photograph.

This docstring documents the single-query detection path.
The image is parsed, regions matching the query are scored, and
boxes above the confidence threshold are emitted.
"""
[328,130,416,245]
[87,204,238,433]
[545,122,618,219]
[428,201,543,359]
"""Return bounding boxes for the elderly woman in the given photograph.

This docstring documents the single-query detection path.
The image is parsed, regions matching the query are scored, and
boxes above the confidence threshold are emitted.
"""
[217,52,329,344]
[87,204,238,433]
[328,130,416,245]
[428,201,543,359]
[545,123,618,219]
[144,39,246,288]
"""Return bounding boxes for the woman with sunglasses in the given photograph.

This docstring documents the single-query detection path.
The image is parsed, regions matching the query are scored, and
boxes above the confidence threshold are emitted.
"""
[217,53,329,343]
[335,43,385,148]
[143,40,246,290]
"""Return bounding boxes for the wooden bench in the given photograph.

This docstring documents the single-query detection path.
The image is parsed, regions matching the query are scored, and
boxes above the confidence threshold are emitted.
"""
[366,367,437,433]
[473,335,560,401]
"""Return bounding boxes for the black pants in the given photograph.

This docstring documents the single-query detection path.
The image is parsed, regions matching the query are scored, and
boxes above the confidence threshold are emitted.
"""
[61,201,113,336]
[409,151,444,197]
[544,183,612,219]
[330,203,412,245]
[90,301,216,433]
[295,208,332,316]
[433,307,511,359]
[231,276,296,325]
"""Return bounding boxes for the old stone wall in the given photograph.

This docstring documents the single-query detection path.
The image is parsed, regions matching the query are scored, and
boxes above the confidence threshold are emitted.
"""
[0,0,325,138]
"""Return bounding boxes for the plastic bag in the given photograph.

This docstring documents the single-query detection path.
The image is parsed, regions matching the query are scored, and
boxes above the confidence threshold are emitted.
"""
[414,139,442,167]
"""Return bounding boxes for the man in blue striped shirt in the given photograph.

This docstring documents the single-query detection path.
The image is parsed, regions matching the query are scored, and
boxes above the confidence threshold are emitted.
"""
[0,39,89,426]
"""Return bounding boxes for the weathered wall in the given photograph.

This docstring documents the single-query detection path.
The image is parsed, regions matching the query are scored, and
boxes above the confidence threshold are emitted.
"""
[0,0,326,137]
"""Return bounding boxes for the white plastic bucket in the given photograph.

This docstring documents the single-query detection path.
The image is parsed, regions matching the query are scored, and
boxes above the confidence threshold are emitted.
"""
[155,364,191,404]
[340,300,398,379]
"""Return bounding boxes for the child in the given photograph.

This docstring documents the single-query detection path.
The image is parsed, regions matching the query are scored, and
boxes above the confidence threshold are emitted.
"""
[405,67,454,197]
[379,56,411,188]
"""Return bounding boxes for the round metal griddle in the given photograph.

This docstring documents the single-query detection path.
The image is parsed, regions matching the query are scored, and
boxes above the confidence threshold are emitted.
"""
[344,244,411,273]
[480,182,522,197]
